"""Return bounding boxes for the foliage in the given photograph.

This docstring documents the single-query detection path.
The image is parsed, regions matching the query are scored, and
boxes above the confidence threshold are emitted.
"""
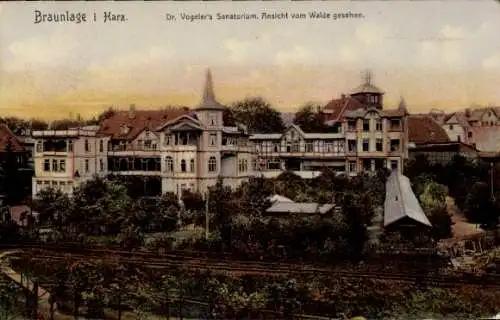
[230,97,285,133]
[293,103,328,133]
[406,154,500,229]
[418,179,453,240]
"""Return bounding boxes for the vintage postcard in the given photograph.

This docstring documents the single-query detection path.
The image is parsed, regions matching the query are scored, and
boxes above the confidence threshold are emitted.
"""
[1,1,500,319]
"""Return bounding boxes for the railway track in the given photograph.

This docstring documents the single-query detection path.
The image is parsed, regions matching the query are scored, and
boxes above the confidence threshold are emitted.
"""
[10,249,500,288]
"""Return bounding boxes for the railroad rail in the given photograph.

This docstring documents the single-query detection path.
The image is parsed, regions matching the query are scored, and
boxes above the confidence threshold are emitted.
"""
[9,249,500,288]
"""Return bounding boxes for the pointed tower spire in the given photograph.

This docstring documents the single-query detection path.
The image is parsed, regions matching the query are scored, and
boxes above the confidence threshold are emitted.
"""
[196,68,224,110]
[398,96,408,114]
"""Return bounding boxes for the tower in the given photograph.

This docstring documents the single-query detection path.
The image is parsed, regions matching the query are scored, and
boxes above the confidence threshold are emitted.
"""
[350,69,384,109]
[195,68,225,128]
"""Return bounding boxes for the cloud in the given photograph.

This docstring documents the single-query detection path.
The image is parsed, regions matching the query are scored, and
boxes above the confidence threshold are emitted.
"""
[339,44,359,63]
[482,53,500,69]
[225,39,252,62]
[355,23,389,46]
[7,31,80,71]
[440,25,469,39]
[90,45,175,71]
[274,46,311,67]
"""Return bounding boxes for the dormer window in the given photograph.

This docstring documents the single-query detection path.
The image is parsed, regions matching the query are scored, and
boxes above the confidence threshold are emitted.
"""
[120,125,130,135]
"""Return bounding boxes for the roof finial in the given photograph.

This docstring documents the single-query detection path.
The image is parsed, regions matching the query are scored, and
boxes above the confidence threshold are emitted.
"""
[202,68,216,104]
[362,69,373,85]
[398,96,408,113]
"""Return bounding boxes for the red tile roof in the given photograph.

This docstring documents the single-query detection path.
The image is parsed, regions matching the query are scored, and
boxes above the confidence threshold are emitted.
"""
[0,124,25,152]
[99,108,190,140]
[408,116,450,145]
[323,96,364,121]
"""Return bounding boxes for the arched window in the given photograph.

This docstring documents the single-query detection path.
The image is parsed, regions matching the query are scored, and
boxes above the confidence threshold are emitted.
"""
[165,156,174,172]
[190,159,195,172]
[208,156,217,172]
[181,159,187,172]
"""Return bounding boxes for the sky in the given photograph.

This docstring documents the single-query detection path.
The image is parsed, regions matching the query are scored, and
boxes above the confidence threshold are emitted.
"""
[1,1,500,120]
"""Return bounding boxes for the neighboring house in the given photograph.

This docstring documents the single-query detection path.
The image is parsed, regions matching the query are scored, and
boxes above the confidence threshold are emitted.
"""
[31,126,109,196]
[428,107,500,152]
[31,69,253,198]
[250,71,408,176]
[384,171,432,230]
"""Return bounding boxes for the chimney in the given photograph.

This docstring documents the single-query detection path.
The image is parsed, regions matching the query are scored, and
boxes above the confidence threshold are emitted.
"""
[128,104,136,119]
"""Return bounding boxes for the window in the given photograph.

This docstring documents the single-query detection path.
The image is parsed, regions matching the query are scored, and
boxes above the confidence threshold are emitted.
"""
[305,143,313,153]
[375,119,383,131]
[85,159,89,173]
[363,119,370,132]
[449,124,454,130]
[239,159,244,172]
[274,143,280,152]
[52,159,58,172]
[208,156,217,172]
[165,135,173,146]
[390,139,400,152]
[68,140,73,152]
[362,139,369,152]
[165,156,174,172]
[457,135,461,142]
[44,159,50,171]
[348,140,356,152]
[209,114,216,126]
[84,140,90,152]
[190,159,195,172]
[390,160,398,171]
[100,159,104,172]
[267,158,281,170]
[59,160,66,172]
[347,120,356,131]
[348,161,356,172]
[468,131,473,138]
[390,119,401,131]
[36,142,43,153]
[144,140,152,150]
[181,159,187,172]
[376,139,383,152]
[120,125,130,135]
[209,133,217,146]
[99,140,104,152]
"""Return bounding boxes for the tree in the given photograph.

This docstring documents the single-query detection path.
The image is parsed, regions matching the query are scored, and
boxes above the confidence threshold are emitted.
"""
[293,103,327,132]
[464,181,500,230]
[71,176,132,235]
[0,139,26,205]
[230,97,284,133]
[419,180,452,240]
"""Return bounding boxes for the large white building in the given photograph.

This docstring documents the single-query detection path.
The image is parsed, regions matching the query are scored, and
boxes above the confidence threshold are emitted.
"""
[32,70,411,198]
[31,70,253,197]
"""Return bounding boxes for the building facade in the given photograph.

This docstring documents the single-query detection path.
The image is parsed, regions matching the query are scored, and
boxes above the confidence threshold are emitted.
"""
[250,72,409,177]
[31,126,109,196]
[32,70,253,198]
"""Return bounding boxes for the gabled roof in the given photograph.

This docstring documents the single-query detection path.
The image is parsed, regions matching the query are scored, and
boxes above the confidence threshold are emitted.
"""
[266,201,335,215]
[0,124,25,152]
[156,114,203,132]
[99,108,189,140]
[384,172,432,227]
[408,115,450,145]
[323,96,364,122]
